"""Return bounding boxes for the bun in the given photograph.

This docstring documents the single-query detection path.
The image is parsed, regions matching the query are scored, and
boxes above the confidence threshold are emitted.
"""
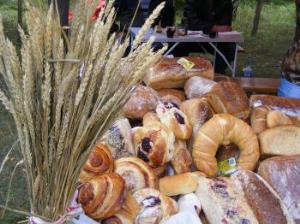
[196,176,258,224]
[180,98,214,135]
[114,157,158,192]
[184,76,216,99]
[157,89,186,102]
[133,121,175,167]
[123,85,160,119]
[156,102,192,140]
[79,144,113,183]
[193,114,260,177]
[250,95,300,116]
[78,173,126,219]
[133,188,178,224]
[259,125,300,157]
[101,118,134,159]
[102,194,140,224]
[232,170,294,224]
[258,155,300,223]
[144,57,214,90]
[161,95,183,109]
[207,81,250,120]
[171,140,192,174]
[159,172,205,196]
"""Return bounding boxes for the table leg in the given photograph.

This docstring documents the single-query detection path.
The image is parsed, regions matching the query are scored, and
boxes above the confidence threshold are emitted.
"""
[164,43,179,56]
[232,43,239,77]
[208,42,234,76]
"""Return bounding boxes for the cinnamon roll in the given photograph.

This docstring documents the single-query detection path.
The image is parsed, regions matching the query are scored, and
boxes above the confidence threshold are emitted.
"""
[156,102,192,140]
[79,144,113,183]
[114,157,158,192]
[133,188,178,224]
[78,173,126,219]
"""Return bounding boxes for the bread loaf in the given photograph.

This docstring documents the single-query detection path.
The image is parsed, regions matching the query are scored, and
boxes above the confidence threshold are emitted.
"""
[250,95,300,116]
[123,85,160,119]
[196,176,258,224]
[184,76,216,99]
[144,57,214,89]
[157,89,186,102]
[159,172,205,196]
[258,155,300,223]
[232,170,294,224]
[207,81,250,120]
[250,106,270,134]
[259,125,300,157]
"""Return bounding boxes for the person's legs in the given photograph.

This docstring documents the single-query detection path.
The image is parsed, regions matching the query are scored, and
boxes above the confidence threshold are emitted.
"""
[214,42,236,75]
[171,43,205,57]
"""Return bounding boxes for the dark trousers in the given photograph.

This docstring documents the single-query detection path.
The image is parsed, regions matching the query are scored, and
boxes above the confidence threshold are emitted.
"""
[171,42,236,75]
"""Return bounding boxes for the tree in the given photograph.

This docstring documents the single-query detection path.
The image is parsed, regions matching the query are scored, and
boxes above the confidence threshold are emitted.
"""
[295,0,300,41]
[251,0,264,36]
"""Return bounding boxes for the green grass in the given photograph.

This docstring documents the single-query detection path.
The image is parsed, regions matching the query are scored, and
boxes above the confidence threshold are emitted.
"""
[0,1,296,223]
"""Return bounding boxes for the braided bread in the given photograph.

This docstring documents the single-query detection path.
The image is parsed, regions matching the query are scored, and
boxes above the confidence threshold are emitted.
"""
[79,144,113,183]
[193,114,260,177]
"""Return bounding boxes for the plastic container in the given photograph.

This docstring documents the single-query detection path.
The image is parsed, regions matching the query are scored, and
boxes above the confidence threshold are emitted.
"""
[243,66,253,77]
[277,77,300,99]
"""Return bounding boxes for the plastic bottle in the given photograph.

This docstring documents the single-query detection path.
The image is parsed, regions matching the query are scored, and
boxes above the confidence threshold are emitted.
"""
[243,57,253,77]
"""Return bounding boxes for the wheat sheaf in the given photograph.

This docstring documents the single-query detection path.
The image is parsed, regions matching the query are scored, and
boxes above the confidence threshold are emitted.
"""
[0,0,165,221]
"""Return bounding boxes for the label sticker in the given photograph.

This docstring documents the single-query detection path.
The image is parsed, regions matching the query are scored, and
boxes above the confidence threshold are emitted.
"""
[177,57,195,71]
[218,157,237,176]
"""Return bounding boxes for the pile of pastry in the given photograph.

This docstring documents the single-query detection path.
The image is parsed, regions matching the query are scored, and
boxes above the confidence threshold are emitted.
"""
[77,56,300,224]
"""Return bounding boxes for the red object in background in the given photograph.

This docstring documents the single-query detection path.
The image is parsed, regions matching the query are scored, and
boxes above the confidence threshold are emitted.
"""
[68,0,105,22]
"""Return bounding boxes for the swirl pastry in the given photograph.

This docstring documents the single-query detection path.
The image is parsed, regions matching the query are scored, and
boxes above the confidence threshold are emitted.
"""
[133,119,175,167]
[78,173,126,219]
[171,140,192,174]
[101,118,135,159]
[156,102,192,140]
[133,188,178,224]
[102,194,140,224]
[114,157,158,192]
[79,144,113,183]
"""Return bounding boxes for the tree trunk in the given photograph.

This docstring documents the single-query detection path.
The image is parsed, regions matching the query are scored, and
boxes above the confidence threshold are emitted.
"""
[251,0,264,37]
[17,0,23,27]
[295,0,300,41]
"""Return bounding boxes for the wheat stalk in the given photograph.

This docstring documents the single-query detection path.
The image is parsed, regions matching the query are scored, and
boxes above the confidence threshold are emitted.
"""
[0,0,165,221]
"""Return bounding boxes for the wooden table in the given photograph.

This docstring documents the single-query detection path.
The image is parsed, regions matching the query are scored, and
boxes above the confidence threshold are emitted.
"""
[234,77,280,94]
[130,27,243,77]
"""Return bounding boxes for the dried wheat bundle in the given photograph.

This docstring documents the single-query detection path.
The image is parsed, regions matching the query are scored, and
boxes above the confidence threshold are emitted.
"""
[0,0,165,221]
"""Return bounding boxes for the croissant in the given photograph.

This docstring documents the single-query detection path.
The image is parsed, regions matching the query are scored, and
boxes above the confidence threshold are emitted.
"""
[79,144,113,183]
[114,157,158,193]
[133,118,175,167]
[193,114,260,177]
[133,188,178,224]
[156,102,192,140]
[78,173,126,219]
[102,194,140,224]
[171,140,192,174]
